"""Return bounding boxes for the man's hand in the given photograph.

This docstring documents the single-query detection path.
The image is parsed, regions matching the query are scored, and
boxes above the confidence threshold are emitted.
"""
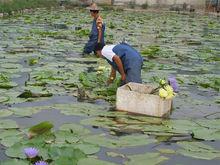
[107,76,115,85]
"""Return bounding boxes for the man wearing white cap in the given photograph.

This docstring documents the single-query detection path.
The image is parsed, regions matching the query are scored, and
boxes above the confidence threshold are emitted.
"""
[83,3,105,55]
[95,42,143,86]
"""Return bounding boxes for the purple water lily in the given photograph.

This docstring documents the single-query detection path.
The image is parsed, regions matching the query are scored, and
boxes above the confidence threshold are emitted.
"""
[24,147,39,158]
[34,161,48,165]
[168,76,179,93]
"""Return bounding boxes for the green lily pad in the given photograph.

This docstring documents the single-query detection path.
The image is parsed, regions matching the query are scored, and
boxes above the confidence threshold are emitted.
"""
[162,119,201,133]
[54,103,108,117]
[0,119,18,129]
[0,82,18,89]
[1,135,23,147]
[193,128,220,141]
[177,141,220,160]
[80,117,116,129]
[59,123,90,136]
[0,129,22,139]
[51,156,78,165]
[83,134,155,149]
[195,119,220,130]
[5,143,26,159]
[54,130,80,144]
[11,106,51,117]
[125,152,168,165]
[106,152,125,158]
[156,148,176,154]
[0,110,13,117]
[77,157,117,165]
[177,149,220,160]
[0,96,10,103]
[0,159,29,165]
[48,146,86,161]
[18,90,53,98]
[74,143,100,155]
[1,63,22,69]
[28,121,54,138]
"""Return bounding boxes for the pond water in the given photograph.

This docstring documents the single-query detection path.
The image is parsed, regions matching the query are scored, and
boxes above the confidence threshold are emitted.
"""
[0,8,219,165]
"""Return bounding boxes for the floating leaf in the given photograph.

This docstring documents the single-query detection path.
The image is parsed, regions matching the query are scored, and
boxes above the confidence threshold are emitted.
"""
[0,110,13,117]
[156,148,176,154]
[48,146,86,161]
[0,96,10,103]
[106,152,125,158]
[54,130,80,144]
[178,149,220,160]
[51,156,77,165]
[74,143,100,155]
[1,135,23,147]
[18,90,52,98]
[0,129,22,139]
[77,158,117,165]
[83,134,155,149]
[29,58,39,66]
[59,123,90,136]
[0,82,17,89]
[28,121,54,138]
[5,143,26,159]
[125,152,168,165]
[193,128,220,141]
[0,119,18,129]
[0,159,29,165]
[177,141,220,160]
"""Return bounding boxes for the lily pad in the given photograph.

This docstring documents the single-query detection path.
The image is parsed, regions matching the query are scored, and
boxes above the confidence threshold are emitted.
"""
[0,96,10,103]
[54,130,80,144]
[48,146,86,161]
[177,141,220,160]
[0,119,18,129]
[83,134,155,149]
[125,152,168,165]
[106,152,125,158]
[51,156,78,165]
[77,157,117,165]
[1,135,23,147]
[193,128,220,141]
[0,110,13,117]
[28,121,54,138]
[0,129,22,139]
[59,123,90,136]
[74,143,100,155]
[5,143,26,159]
[10,106,51,117]
[0,159,29,165]
[0,82,18,89]
[156,148,176,154]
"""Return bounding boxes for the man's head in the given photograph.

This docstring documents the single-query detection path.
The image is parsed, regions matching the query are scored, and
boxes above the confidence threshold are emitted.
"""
[95,43,104,58]
[87,3,100,17]
[90,10,99,17]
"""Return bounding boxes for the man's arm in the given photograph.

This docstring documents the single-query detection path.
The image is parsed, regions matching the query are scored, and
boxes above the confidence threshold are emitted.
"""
[97,27,102,43]
[112,55,126,81]
[96,17,103,43]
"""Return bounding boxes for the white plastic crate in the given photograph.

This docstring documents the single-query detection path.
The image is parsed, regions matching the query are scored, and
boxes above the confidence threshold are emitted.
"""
[116,82,172,117]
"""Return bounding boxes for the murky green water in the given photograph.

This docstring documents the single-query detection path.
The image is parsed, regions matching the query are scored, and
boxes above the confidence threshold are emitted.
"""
[0,8,220,165]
